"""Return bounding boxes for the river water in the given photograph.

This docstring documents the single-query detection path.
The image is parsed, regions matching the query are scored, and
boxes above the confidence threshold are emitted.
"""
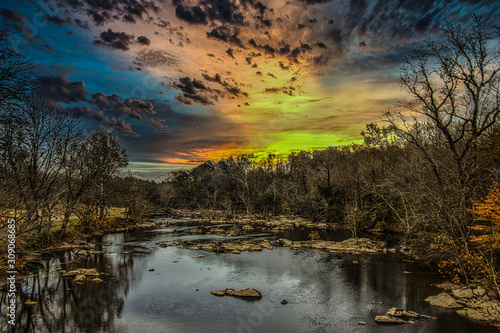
[1,218,498,333]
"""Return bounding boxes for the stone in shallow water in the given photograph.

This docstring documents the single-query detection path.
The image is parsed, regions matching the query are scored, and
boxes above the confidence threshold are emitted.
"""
[211,288,262,298]
[374,315,405,324]
[425,293,463,309]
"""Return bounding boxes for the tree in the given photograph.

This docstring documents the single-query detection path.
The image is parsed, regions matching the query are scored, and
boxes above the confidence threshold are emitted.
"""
[60,131,128,232]
[0,97,82,235]
[76,131,128,224]
[386,17,500,195]
[0,30,38,113]
[383,17,500,242]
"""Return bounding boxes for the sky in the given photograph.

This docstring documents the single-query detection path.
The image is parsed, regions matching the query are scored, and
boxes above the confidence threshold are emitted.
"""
[1,0,499,178]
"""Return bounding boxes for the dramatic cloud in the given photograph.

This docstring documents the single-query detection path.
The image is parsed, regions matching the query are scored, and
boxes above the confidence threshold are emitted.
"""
[173,76,217,105]
[206,26,244,47]
[137,35,151,45]
[8,0,500,176]
[0,8,25,23]
[93,28,134,51]
[44,14,73,26]
[70,105,141,137]
[39,75,88,104]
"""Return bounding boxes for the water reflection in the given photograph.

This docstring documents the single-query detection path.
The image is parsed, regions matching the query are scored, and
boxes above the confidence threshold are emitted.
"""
[1,221,498,333]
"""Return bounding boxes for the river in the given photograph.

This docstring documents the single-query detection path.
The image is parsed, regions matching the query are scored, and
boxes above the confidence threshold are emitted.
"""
[1,217,497,332]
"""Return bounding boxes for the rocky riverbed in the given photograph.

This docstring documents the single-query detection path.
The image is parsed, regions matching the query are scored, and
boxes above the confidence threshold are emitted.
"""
[157,237,387,255]
[425,285,500,327]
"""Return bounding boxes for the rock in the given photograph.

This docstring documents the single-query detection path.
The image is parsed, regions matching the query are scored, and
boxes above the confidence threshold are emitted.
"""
[453,288,474,299]
[76,249,88,256]
[457,308,487,321]
[387,307,419,318]
[149,268,155,271]
[425,293,463,309]
[190,226,207,234]
[74,275,86,283]
[63,268,100,277]
[473,286,487,297]
[281,299,288,305]
[208,227,225,235]
[197,255,205,258]
[92,278,104,283]
[211,288,262,298]
[374,315,405,324]
[226,226,245,237]
[211,290,225,296]
[242,225,254,232]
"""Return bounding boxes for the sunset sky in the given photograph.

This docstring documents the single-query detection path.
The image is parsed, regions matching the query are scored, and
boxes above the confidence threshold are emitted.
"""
[1,0,499,177]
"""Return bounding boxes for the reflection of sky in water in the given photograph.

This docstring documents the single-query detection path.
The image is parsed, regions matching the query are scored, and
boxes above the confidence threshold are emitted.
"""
[2,223,499,333]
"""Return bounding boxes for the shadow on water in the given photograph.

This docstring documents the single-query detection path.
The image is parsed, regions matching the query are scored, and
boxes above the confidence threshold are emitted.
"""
[1,218,498,333]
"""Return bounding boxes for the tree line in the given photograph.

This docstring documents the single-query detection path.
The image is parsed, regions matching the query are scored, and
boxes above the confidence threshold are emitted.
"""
[163,19,500,287]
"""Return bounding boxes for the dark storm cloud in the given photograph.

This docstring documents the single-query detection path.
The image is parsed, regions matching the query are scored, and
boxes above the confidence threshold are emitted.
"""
[87,9,113,25]
[206,25,244,47]
[74,18,89,30]
[172,76,218,105]
[137,35,151,45]
[39,75,88,104]
[150,117,172,133]
[264,86,296,96]
[38,75,160,137]
[93,28,134,51]
[296,0,332,4]
[0,8,25,22]
[51,0,160,25]
[172,0,246,26]
[225,47,235,58]
[173,0,207,24]
[70,105,141,137]
[202,73,248,98]
[44,14,73,26]
[90,92,155,119]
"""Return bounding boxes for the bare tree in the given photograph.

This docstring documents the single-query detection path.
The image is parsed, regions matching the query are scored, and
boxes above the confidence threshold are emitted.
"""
[386,17,500,196]
[0,97,82,235]
[0,30,38,113]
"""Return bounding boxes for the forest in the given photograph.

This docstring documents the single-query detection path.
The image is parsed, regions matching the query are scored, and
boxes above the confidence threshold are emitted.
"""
[2,19,500,289]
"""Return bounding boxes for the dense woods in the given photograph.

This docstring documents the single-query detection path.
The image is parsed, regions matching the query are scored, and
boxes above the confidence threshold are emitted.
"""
[1,19,500,288]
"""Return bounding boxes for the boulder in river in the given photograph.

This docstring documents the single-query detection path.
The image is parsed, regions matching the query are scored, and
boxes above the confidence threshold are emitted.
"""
[374,315,405,324]
[226,226,245,237]
[63,268,100,277]
[425,293,463,309]
[211,288,262,298]
[190,226,207,234]
[387,307,419,318]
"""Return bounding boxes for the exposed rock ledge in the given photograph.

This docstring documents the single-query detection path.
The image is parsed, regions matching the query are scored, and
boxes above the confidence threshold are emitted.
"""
[374,307,436,325]
[276,237,386,255]
[425,286,500,327]
[158,237,386,255]
[62,268,104,284]
[211,288,262,298]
